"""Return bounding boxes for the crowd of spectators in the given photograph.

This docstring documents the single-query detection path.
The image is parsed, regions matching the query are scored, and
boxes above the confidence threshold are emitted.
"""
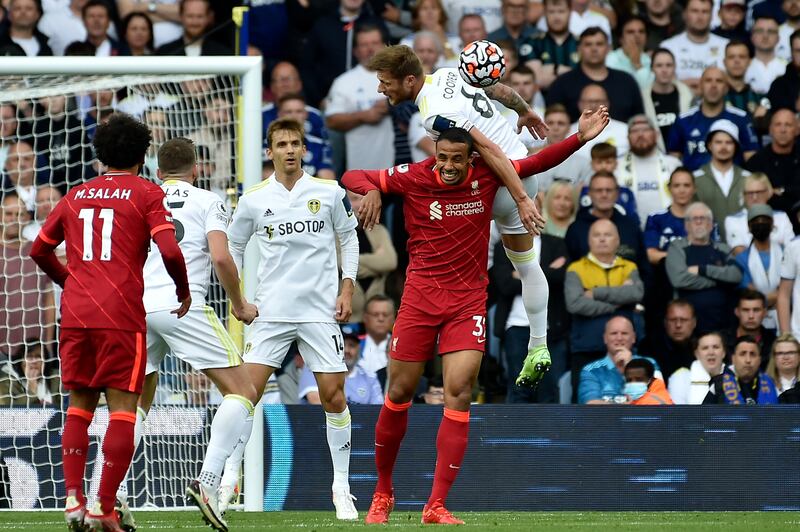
[1,0,800,406]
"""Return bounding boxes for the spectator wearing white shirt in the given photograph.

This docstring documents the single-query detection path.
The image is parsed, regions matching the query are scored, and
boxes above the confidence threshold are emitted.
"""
[746,16,788,94]
[535,104,592,190]
[442,0,502,35]
[668,331,726,403]
[777,0,800,61]
[724,172,795,254]
[661,0,729,94]
[325,24,395,171]
[537,0,612,41]
[2,141,37,211]
[36,0,86,55]
[572,84,631,158]
[0,0,53,56]
[358,295,395,381]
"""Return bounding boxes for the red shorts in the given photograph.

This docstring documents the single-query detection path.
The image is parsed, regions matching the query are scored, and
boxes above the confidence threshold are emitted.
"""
[390,283,487,362]
[60,328,147,394]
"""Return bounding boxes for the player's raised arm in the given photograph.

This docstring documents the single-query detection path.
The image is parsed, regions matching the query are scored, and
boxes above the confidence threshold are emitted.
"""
[512,106,610,177]
[208,229,258,324]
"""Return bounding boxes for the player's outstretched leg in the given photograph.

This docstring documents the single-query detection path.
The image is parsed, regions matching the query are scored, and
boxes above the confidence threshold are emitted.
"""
[503,244,552,388]
[186,394,253,532]
[63,405,95,531]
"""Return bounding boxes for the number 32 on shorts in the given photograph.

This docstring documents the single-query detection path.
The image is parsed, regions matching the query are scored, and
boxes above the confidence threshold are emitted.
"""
[472,315,486,343]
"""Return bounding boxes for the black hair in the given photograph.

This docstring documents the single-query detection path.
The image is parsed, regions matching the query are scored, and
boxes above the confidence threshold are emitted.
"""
[668,166,695,186]
[625,358,655,379]
[121,12,155,53]
[436,127,474,153]
[738,288,767,307]
[579,26,608,43]
[82,0,110,19]
[92,113,152,169]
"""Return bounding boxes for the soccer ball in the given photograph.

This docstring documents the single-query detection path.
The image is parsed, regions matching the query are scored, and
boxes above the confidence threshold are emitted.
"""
[458,40,506,88]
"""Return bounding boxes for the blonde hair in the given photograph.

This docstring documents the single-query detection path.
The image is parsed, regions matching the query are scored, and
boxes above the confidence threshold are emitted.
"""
[744,172,773,196]
[544,180,577,223]
[767,333,800,386]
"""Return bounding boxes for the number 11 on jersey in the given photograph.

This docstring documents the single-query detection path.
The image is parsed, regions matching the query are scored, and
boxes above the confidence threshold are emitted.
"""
[78,208,115,261]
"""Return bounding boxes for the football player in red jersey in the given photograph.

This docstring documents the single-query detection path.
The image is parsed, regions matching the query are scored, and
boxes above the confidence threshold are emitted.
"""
[342,107,608,525]
[30,113,191,532]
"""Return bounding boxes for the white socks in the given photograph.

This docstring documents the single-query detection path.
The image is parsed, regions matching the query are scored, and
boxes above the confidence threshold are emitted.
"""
[220,411,254,491]
[116,406,147,503]
[199,394,254,492]
[325,407,352,491]
[504,247,548,349]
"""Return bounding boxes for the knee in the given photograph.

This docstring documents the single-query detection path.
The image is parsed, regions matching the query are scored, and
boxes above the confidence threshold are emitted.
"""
[320,387,347,412]
[387,381,416,405]
[444,383,473,410]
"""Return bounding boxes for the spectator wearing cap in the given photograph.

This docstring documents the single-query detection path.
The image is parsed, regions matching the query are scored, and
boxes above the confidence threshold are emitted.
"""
[641,48,695,148]
[666,201,742,333]
[692,118,752,234]
[711,0,750,44]
[660,0,730,94]
[704,335,779,404]
[767,29,800,112]
[745,109,800,216]
[623,358,674,404]
[298,323,384,404]
[615,114,682,226]
[724,173,794,254]
[746,16,788,95]
[667,66,758,171]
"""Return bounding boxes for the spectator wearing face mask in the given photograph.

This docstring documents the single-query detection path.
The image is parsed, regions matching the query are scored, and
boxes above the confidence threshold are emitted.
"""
[623,358,674,404]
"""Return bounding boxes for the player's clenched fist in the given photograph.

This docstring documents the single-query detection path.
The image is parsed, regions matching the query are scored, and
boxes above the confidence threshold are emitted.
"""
[232,302,259,325]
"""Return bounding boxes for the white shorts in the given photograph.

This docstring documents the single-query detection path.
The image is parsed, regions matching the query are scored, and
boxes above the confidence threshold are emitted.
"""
[492,175,539,235]
[244,321,347,373]
[145,306,241,375]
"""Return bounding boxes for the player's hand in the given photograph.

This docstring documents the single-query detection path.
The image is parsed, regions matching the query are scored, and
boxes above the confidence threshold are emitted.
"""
[232,301,259,325]
[172,295,192,319]
[517,109,549,140]
[577,106,610,143]
[359,189,382,231]
[516,195,546,235]
[335,294,353,322]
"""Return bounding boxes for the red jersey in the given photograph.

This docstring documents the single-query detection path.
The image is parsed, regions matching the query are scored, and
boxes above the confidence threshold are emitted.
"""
[341,134,583,291]
[37,172,176,332]
[344,159,501,290]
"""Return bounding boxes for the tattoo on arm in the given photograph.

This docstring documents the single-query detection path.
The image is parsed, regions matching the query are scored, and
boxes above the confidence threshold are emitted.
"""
[484,83,531,115]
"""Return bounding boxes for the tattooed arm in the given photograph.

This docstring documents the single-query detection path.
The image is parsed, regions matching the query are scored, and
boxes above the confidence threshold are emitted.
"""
[483,82,548,139]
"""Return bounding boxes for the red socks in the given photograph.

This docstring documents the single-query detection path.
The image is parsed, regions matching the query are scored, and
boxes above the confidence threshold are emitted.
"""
[97,411,136,513]
[62,407,94,506]
[374,397,411,495]
[428,408,469,506]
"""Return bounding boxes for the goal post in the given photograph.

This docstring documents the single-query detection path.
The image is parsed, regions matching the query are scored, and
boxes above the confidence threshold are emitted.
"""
[0,56,263,510]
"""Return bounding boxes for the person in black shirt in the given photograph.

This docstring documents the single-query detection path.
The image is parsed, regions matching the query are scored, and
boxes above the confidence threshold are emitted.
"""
[746,108,800,217]
[641,0,684,52]
[643,47,694,148]
[704,335,779,404]
[711,0,751,44]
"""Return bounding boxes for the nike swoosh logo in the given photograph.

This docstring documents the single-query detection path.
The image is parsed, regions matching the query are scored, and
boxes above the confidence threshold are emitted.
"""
[477,338,486,344]
[375,442,385,447]
[448,464,460,470]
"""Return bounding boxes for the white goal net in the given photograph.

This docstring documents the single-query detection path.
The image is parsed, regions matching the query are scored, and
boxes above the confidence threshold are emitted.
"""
[0,57,262,510]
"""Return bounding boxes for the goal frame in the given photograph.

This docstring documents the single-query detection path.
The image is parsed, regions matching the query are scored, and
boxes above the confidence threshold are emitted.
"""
[0,56,265,511]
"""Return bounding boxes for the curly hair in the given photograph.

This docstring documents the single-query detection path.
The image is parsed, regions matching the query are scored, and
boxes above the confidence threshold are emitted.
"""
[92,113,152,169]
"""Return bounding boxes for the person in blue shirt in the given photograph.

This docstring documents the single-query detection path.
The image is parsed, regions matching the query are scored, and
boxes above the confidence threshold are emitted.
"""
[578,316,660,404]
[298,324,384,405]
[667,66,758,171]
[276,93,335,180]
[644,167,695,263]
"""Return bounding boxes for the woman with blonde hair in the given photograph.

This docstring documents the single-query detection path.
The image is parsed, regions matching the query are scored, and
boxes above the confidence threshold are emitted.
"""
[767,333,800,394]
[542,180,577,238]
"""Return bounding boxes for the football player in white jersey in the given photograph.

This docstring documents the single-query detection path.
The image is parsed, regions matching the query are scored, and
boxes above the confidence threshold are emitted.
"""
[224,118,360,520]
[100,137,260,532]
[366,44,552,388]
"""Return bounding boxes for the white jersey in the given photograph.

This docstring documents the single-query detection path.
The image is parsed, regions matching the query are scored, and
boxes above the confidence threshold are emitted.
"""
[780,237,800,338]
[661,32,728,82]
[227,172,358,322]
[415,68,528,159]
[143,179,228,313]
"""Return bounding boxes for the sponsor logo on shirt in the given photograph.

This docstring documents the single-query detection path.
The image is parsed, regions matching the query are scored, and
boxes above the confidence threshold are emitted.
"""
[277,220,326,236]
[430,200,443,220]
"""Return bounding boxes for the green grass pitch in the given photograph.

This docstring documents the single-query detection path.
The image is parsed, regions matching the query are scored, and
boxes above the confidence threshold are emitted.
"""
[2,511,800,531]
